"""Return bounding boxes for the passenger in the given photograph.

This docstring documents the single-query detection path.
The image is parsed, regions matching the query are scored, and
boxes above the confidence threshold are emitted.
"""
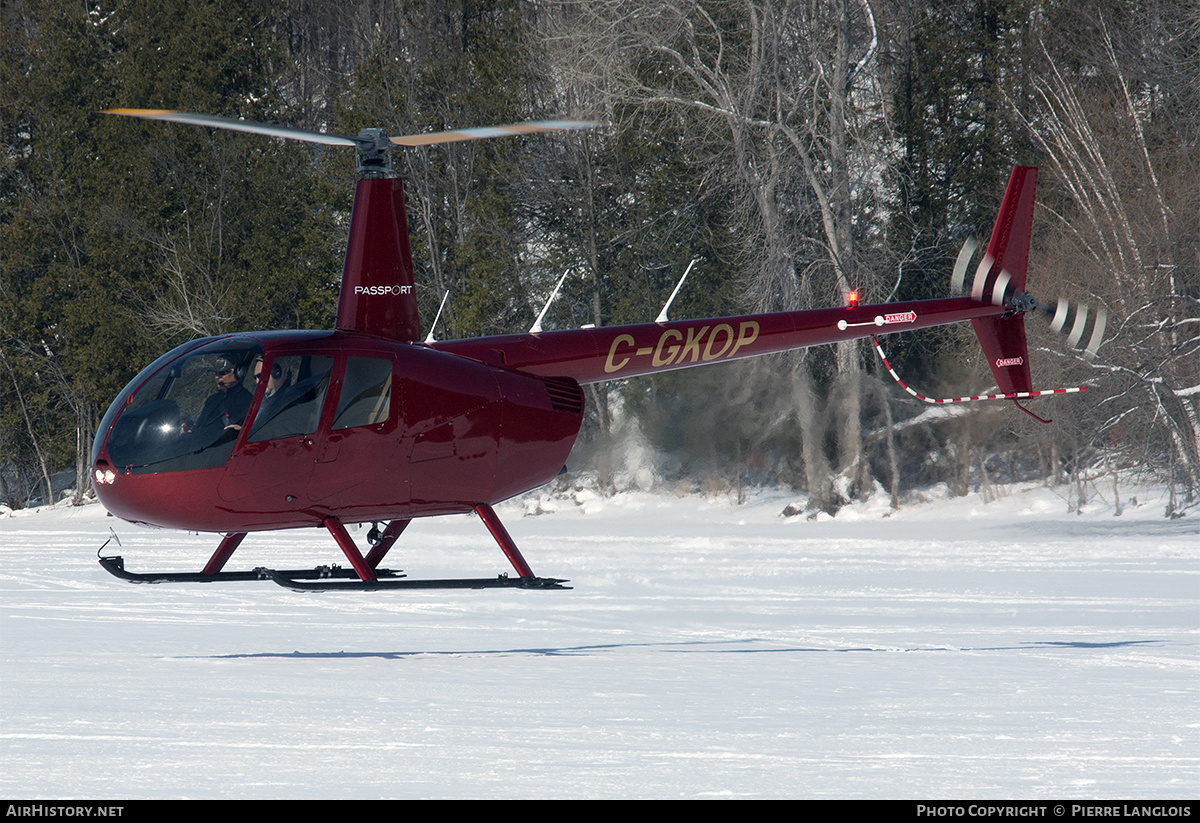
[253,356,287,398]
[196,357,253,435]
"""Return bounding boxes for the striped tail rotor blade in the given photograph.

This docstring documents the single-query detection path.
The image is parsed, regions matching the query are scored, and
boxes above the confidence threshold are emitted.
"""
[970,252,995,300]
[1066,304,1090,349]
[1045,298,1107,359]
[1049,298,1071,334]
[950,237,978,296]
[990,269,1013,307]
[1084,305,1107,358]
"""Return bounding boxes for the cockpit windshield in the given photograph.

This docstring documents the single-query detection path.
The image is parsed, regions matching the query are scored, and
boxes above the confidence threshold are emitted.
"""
[102,338,263,474]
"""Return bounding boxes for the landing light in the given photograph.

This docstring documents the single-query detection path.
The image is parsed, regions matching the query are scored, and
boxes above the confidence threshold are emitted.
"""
[94,468,116,485]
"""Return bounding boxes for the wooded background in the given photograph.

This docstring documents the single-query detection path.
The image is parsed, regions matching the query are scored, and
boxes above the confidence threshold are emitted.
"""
[3,0,1197,515]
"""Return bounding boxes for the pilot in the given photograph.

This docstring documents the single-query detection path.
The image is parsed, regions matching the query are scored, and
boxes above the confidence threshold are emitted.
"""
[196,357,253,435]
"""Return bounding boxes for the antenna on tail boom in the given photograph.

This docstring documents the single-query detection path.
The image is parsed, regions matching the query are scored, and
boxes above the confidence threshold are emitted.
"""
[530,271,570,334]
[424,291,450,344]
[656,259,698,323]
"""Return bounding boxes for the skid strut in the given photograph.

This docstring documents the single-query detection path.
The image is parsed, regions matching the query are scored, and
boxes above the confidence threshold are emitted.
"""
[201,532,247,575]
[474,503,535,579]
[274,507,569,591]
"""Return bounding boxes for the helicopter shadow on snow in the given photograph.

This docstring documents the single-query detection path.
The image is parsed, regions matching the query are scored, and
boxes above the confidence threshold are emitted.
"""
[193,638,1162,661]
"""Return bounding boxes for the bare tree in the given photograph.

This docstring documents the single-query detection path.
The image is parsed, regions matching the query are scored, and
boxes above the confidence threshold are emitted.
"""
[546,0,889,510]
[1010,4,1200,509]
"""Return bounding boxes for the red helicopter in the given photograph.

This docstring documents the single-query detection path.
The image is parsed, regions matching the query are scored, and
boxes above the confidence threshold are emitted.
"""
[91,109,1104,590]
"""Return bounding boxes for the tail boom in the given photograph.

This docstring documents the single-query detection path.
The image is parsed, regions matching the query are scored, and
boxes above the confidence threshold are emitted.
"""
[431,165,1084,420]
[433,295,1007,385]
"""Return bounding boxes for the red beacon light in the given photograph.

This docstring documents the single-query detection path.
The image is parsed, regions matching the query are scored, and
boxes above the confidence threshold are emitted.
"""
[846,290,860,308]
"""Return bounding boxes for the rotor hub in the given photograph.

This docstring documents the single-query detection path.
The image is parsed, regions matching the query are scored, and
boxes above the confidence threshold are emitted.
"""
[354,128,393,178]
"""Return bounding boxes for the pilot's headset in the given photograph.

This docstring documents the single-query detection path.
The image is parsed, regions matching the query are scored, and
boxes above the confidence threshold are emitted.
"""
[251,355,285,387]
[254,356,284,380]
[213,356,248,383]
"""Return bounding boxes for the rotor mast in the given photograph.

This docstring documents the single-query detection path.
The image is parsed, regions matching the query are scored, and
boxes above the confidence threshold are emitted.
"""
[336,170,421,342]
[103,109,600,343]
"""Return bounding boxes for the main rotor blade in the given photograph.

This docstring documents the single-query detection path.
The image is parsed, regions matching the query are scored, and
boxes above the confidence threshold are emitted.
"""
[390,120,601,147]
[104,109,361,147]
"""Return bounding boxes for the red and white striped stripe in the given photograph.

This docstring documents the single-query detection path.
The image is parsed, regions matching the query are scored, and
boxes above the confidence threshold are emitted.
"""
[870,337,1087,405]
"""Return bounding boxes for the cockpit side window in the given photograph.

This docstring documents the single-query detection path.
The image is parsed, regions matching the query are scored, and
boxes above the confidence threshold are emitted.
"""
[332,357,393,430]
[247,354,334,442]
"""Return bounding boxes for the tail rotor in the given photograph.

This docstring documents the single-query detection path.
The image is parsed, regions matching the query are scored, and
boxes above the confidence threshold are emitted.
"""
[949,231,1106,359]
[949,235,1019,308]
[1042,297,1107,359]
[877,166,1105,423]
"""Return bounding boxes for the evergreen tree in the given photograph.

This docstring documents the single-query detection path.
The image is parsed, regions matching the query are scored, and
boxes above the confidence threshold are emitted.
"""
[2,0,1190,511]
[1,0,335,506]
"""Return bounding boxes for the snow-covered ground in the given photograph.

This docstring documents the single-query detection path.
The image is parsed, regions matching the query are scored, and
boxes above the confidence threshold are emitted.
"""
[1,481,1196,799]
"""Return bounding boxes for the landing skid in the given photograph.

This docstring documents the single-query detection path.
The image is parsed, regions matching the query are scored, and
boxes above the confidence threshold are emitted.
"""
[98,556,567,590]
[265,570,569,591]
[98,555,400,584]
[97,504,568,592]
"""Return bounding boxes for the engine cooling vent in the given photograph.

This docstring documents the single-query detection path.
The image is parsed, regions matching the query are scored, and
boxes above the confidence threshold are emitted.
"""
[540,376,585,415]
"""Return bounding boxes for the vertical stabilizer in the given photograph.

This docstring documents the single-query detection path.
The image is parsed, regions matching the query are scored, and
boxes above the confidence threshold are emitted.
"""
[336,177,421,342]
[971,166,1037,395]
[975,166,1037,297]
